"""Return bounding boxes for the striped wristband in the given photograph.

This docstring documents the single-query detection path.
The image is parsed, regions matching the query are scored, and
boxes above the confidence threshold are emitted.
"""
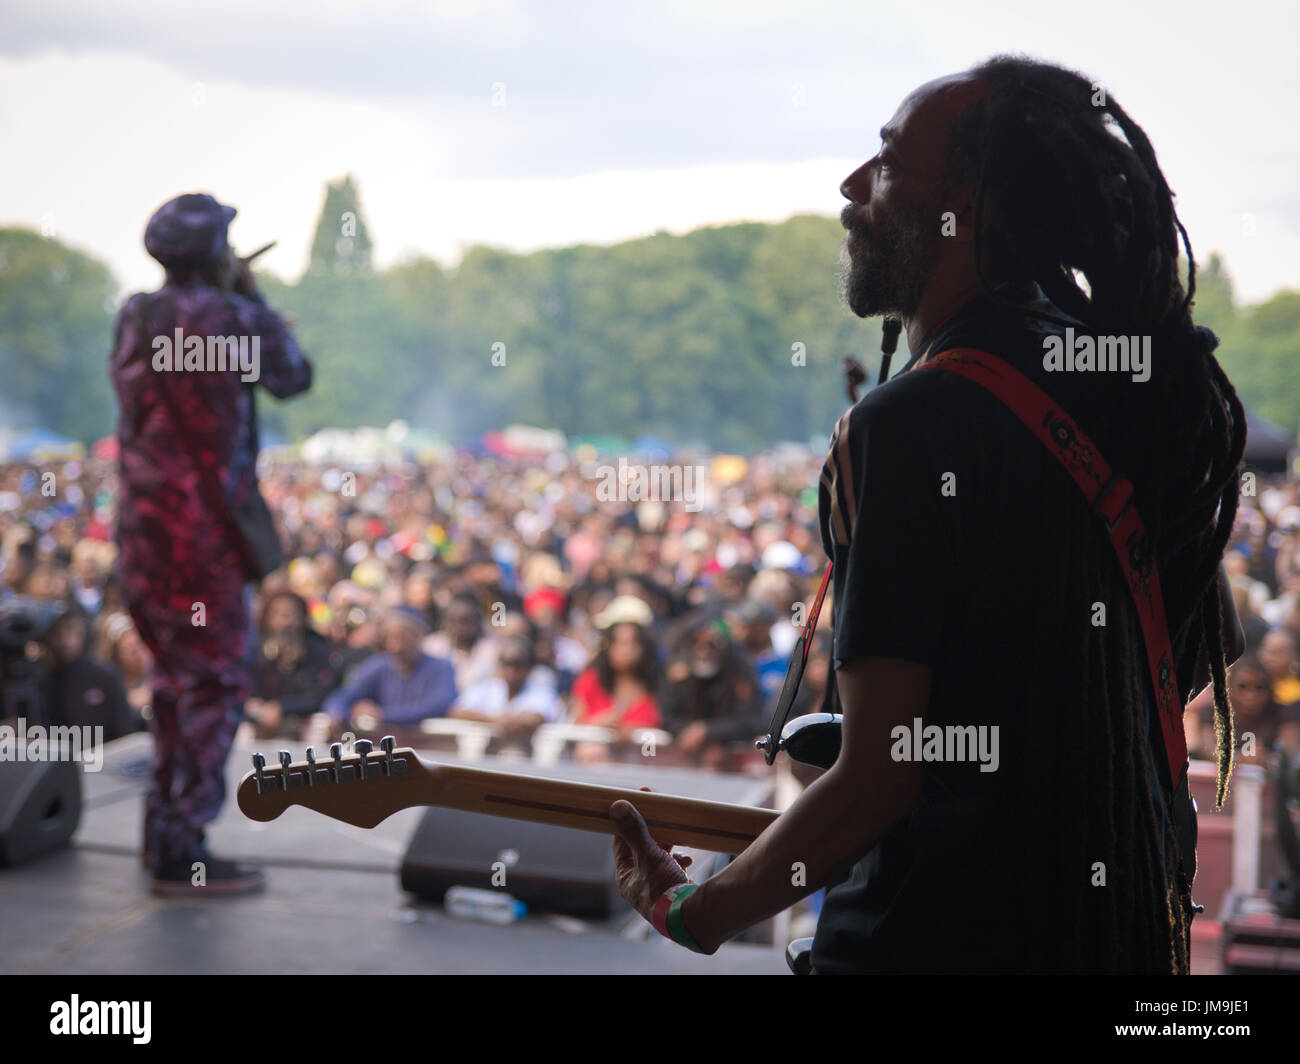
[651,882,705,952]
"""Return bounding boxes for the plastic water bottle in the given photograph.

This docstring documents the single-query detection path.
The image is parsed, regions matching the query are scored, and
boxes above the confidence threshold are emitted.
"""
[445,886,527,925]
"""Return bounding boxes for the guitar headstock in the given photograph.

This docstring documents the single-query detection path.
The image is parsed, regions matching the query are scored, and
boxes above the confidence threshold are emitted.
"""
[236,736,430,828]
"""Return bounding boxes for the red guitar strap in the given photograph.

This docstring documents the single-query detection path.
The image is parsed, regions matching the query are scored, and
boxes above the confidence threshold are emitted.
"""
[914,347,1187,792]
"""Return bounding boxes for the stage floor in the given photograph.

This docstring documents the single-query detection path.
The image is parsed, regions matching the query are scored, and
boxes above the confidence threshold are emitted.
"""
[0,733,1228,975]
[0,734,787,975]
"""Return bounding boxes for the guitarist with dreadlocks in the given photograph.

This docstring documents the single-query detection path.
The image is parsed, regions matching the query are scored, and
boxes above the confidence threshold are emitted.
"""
[609,55,1247,974]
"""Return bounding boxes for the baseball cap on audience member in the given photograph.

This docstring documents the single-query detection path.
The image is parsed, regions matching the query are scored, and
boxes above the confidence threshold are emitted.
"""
[761,541,802,571]
[593,595,654,630]
[524,587,566,621]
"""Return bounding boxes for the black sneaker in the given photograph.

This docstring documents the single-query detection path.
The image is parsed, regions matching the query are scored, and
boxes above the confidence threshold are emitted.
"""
[151,849,266,897]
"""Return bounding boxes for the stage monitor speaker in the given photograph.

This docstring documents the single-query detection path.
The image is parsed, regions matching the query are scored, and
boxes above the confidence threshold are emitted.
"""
[0,757,83,867]
[399,806,626,919]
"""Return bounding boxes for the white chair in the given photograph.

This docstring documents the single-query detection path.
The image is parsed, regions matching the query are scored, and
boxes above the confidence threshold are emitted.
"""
[418,718,496,760]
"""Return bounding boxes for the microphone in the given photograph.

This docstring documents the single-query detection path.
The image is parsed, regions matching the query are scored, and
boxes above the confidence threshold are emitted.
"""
[877,317,902,385]
[241,240,277,264]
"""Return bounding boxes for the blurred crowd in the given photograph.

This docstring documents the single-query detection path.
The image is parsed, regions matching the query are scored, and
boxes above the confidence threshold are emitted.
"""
[5,451,1300,771]
[0,449,834,771]
[1186,477,1300,765]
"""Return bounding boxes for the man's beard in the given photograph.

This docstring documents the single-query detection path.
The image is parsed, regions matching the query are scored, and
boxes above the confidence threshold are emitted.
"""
[839,201,940,319]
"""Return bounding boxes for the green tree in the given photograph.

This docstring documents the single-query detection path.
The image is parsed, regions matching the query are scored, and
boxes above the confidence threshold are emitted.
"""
[307,174,373,276]
[0,228,117,441]
[9,214,1300,455]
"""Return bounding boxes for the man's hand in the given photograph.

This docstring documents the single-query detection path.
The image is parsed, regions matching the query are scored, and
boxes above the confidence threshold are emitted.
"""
[675,720,709,756]
[610,792,694,926]
[351,699,383,732]
[219,247,260,299]
[246,698,283,735]
[498,711,544,740]
[652,657,928,952]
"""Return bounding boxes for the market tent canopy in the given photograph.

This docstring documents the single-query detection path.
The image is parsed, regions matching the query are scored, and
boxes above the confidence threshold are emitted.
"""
[0,427,85,462]
[1243,403,1294,473]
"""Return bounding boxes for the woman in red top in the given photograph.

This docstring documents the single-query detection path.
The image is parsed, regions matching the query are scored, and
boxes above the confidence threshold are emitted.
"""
[571,621,662,762]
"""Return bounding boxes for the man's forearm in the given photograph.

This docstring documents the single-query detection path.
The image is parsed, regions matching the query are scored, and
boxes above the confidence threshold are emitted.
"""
[626,656,930,955]
[447,707,497,722]
[322,691,355,723]
[681,758,919,953]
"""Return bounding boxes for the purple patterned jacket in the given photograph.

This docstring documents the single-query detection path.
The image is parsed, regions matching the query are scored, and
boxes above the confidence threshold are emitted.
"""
[110,280,311,596]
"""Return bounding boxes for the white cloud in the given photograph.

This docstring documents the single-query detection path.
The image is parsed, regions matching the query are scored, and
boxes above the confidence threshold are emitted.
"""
[0,0,1295,303]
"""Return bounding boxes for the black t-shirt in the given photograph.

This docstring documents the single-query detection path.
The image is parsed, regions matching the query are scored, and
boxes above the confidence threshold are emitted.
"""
[811,289,1197,974]
[255,629,338,717]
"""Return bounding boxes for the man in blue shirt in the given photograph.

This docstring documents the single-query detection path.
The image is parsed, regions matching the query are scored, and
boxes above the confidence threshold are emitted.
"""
[449,635,564,749]
[323,606,456,731]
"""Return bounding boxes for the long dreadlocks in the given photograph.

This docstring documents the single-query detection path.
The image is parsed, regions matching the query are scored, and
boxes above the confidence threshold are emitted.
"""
[944,56,1246,971]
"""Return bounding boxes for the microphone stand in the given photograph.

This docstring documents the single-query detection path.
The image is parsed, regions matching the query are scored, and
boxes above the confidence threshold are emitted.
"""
[878,317,902,385]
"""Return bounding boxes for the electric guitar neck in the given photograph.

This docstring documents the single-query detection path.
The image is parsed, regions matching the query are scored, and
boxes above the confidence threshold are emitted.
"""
[236,737,778,854]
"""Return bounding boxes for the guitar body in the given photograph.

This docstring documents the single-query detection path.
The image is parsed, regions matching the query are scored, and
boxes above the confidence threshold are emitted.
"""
[777,713,843,770]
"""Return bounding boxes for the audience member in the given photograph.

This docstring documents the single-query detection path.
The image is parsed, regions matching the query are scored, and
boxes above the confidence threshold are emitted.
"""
[39,602,139,739]
[246,590,338,739]
[448,635,563,749]
[322,606,456,734]
[660,610,765,769]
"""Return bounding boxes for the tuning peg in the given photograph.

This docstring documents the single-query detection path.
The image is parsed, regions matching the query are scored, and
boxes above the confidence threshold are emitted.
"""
[278,750,307,791]
[328,741,359,784]
[252,752,268,794]
[379,735,409,777]
[305,746,318,786]
[355,738,373,780]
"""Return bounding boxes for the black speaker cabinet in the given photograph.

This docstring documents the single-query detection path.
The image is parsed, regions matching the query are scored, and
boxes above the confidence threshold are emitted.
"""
[0,757,83,867]
[399,806,627,919]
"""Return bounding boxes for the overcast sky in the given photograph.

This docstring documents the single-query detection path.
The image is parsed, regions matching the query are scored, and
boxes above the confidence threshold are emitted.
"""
[2,0,1297,302]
